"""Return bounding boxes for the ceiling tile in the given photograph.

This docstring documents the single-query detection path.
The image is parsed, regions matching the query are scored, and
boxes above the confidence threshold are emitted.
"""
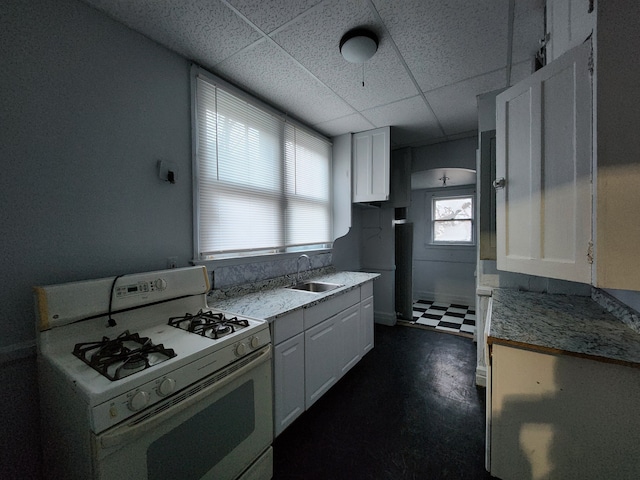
[84,0,262,65]
[361,96,444,147]
[78,0,546,147]
[214,40,354,125]
[425,69,507,136]
[313,114,376,138]
[227,0,324,34]
[372,0,510,91]
[272,0,418,112]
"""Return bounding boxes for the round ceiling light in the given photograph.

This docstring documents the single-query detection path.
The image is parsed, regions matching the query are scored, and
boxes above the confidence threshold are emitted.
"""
[339,28,379,63]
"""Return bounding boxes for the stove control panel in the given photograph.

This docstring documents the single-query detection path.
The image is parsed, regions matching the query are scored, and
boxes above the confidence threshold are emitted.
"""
[116,278,167,299]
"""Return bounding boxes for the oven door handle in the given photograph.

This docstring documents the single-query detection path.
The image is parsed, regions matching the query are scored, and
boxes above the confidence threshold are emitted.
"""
[99,344,271,450]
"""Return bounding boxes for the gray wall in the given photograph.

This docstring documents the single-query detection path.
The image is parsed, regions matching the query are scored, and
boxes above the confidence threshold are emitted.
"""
[1,3,339,477]
[412,136,478,172]
[410,186,477,305]
[2,1,190,477]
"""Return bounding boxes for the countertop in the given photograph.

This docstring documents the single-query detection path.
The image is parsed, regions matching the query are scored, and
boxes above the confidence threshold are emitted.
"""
[207,270,379,322]
[488,288,640,368]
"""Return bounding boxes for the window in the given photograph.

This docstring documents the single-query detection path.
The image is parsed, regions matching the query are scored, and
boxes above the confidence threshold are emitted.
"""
[432,195,474,244]
[193,69,332,260]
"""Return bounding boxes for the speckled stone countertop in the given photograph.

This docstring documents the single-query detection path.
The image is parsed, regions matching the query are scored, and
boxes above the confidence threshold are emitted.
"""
[488,288,640,367]
[207,269,379,322]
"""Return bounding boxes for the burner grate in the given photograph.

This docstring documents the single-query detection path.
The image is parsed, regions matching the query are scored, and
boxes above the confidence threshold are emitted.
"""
[168,309,249,339]
[73,330,176,381]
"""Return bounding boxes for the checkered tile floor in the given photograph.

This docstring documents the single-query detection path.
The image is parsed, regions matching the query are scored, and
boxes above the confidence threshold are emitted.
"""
[408,300,476,338]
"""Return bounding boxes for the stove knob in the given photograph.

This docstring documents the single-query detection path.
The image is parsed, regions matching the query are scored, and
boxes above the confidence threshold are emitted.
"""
[128,390,150,412]
[157,378,176,397]
[250,337,260,349]
[235,342,247,356]
[154,278,167,291]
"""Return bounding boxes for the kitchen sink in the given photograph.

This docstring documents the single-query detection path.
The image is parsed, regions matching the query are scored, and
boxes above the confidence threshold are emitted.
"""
[287,281,342,293]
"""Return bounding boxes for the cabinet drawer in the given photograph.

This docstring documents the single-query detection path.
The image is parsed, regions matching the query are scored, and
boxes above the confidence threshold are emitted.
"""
[273,309,304,344]
[304,288,360,330]
[360,281,373,300]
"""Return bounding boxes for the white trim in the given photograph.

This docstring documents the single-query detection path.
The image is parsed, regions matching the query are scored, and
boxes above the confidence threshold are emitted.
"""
[475,366,487,387]
[413,289,475,307]
[374,311,397,326]
[0,340,36,366]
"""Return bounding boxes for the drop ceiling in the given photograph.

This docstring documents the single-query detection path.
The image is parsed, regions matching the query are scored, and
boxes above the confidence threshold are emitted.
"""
[82,0,544,148]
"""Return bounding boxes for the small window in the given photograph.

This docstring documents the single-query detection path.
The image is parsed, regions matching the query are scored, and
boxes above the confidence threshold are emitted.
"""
[432,195,474,244]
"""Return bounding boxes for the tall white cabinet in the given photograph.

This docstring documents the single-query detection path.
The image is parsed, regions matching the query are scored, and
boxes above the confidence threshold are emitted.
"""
[495,0,640,291]
[495,41,592,284]
[545,0,594,62]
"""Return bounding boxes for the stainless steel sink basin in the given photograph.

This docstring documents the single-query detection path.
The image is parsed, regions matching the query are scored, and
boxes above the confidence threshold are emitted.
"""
[287,281,342,293]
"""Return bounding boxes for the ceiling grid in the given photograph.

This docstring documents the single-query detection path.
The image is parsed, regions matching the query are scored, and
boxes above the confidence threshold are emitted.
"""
[82,0,544,147]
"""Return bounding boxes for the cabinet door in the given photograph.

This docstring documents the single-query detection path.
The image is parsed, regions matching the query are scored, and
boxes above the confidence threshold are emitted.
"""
[360,295,374,355]
[352,126,390,202]
[545,0,594,62]
[490,344,640,479]
[495,41,592,283]
[304,316,339,408]
[338,304,361,376]
[274,333,305,436]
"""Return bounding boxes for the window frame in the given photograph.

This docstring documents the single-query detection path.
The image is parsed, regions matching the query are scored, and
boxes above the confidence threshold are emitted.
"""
[191,65,333,262]
[429,192,476,246]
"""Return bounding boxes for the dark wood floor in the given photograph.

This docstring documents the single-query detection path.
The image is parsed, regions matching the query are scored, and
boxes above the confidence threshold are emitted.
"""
[272,323,493,480]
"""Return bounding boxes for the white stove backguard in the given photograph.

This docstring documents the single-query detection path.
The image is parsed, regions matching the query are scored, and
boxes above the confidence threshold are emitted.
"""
[35,266,210,331]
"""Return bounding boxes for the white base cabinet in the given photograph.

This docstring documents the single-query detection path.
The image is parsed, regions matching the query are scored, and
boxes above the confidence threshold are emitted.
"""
[489,343,640,479]
[360,282,374,354]
[272,310,305,436]
[273,332,305,437]
[305,314,340,408]
[272,281,375,436]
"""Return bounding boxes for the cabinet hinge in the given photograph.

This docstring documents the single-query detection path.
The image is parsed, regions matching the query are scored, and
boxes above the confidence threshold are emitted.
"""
[588,47,594,76]
[588,0,594,14]
[587,241,594,264]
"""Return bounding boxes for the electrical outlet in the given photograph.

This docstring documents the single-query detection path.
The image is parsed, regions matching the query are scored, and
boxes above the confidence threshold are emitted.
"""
[167,257,178,269]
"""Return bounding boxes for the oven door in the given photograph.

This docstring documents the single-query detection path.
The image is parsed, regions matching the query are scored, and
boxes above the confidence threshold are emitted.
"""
[93,345,272,480]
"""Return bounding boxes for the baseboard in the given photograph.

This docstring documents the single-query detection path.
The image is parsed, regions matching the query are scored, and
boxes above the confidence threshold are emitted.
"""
[0,340,36,367]
[475,366,487,387]
[374,311,397,326]
[413,289,475,307]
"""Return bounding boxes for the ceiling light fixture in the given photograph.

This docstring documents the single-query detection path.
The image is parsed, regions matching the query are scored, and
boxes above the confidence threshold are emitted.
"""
[339,28,379,64]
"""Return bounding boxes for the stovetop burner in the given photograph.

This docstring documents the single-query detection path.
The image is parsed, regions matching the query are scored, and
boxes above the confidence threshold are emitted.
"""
[72,330,176,381]
[168,309,249,339]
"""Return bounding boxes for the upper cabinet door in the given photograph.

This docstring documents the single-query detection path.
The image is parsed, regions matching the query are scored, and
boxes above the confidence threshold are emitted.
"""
[495,41,592,284]
[352,126,390,203]
[545,0,594,62]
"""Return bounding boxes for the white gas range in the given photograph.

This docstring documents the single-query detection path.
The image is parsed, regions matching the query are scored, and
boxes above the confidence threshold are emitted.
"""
[36,266,273,480]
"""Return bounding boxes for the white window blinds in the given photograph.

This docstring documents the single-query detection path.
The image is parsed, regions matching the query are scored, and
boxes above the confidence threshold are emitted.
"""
[194,74,332,260]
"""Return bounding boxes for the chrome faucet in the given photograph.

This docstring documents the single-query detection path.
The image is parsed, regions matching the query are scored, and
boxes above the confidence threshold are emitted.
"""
[296,254,311,284]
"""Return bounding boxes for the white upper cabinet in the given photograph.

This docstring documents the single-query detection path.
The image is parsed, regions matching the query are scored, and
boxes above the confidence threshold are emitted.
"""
[495,41,592,283]
[592,0,640,290]
[352,126,390,203]
[545,0,594,62]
